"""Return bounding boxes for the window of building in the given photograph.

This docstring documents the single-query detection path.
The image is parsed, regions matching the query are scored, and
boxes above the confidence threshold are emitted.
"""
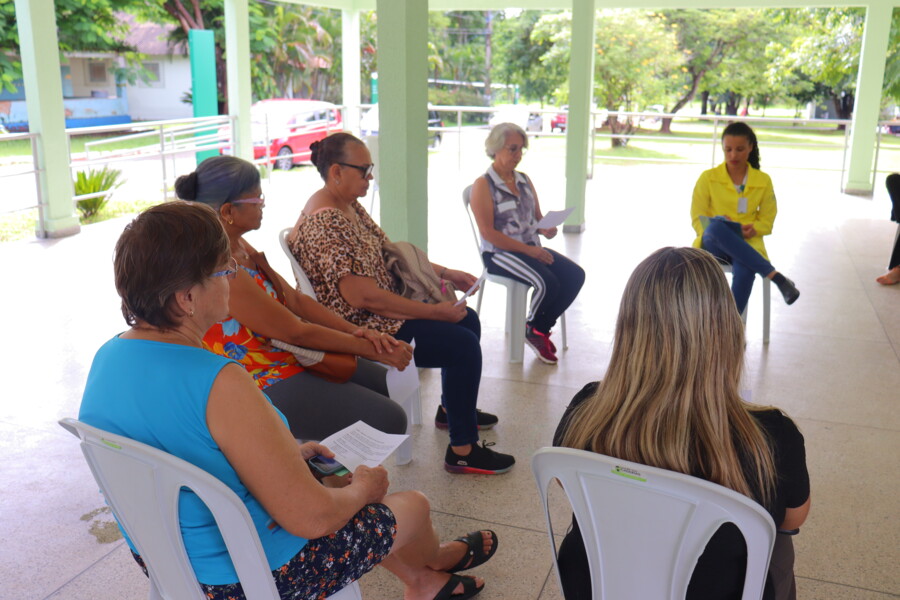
[139,62,163,88]
[88,61,108,83]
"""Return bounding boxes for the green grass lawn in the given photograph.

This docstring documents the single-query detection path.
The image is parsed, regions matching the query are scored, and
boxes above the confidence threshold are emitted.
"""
[0,196,161,242]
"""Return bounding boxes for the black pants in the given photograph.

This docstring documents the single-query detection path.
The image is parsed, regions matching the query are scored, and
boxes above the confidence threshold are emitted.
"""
[482,249,585,334]
[395,308,482,447]
[889,226,900,270]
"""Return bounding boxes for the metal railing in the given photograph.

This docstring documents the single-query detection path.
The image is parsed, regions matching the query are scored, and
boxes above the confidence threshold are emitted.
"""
[0,131,45,235]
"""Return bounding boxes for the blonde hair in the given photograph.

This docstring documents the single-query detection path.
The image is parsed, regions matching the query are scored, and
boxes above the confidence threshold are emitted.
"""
[562,247,775,504]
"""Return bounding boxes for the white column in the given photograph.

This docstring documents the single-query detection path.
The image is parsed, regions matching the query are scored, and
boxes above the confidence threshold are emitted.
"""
[342,9,362,135]
[14,0,78,238]
[844,3,892,195]
[224,0,252,161]
[375,0,428,250]
[563,0,596,232]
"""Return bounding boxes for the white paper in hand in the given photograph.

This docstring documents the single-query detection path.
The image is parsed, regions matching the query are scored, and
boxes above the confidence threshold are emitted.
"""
[318,421,409,472]
[454,271,487,306]
[536,207,575,229]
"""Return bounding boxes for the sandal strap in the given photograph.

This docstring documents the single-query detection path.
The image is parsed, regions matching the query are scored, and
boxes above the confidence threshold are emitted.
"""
[448,530,498,573]
[433,574,482,600]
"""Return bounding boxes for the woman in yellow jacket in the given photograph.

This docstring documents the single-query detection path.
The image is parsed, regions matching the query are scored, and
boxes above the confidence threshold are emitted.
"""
[691,122,800,314]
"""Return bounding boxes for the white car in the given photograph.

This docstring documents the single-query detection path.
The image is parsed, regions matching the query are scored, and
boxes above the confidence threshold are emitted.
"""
[489,105,542,132]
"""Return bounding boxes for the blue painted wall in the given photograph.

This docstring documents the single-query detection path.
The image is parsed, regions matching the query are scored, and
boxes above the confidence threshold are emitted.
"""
[0,96,131,132]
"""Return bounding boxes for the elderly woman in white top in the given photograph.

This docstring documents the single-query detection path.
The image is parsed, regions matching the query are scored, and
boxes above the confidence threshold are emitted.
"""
[468,122,585,365]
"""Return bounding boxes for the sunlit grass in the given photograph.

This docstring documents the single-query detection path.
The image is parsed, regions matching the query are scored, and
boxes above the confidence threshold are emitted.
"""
[0,196,161,242]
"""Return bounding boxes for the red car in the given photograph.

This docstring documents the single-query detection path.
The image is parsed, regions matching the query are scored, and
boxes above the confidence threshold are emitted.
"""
[551,107,568,133]
[249,99,343,169]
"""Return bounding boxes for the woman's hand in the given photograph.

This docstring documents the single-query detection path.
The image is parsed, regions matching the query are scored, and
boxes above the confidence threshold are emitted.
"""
[296,441,334,462]
[350,465,389,505]
[353,327,402,355]
[741,223,758,239]
[443,268,479,292]
[526,245,555,265]
[538,226,558,239]
[364,339,413,370]
[432,300,468,323]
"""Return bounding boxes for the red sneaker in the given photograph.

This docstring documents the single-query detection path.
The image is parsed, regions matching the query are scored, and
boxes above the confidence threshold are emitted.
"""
[525,325,558,365]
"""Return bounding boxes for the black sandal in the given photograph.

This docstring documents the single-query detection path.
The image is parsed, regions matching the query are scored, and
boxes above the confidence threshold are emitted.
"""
[433,573,484,600]
[447,530,499,573]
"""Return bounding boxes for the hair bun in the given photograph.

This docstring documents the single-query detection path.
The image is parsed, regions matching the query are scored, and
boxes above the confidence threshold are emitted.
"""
[310,140,321,167]
[174,171,199,200]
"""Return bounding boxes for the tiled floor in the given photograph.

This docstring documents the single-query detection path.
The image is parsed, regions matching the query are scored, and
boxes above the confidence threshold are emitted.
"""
[1,151,897,599]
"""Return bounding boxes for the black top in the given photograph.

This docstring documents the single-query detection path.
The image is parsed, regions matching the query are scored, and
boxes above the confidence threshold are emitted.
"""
[552,382,809,600]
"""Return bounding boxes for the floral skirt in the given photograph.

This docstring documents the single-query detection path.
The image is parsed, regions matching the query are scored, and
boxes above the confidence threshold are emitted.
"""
[132,503,396,600]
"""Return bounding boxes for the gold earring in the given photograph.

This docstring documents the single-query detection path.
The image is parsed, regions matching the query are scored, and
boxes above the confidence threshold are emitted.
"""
[227,218,233,225]
[189,309,195,317]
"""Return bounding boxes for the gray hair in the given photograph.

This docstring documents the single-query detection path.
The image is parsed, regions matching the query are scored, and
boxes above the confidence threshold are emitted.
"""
[174,156,261,208]
[485,122,528,158]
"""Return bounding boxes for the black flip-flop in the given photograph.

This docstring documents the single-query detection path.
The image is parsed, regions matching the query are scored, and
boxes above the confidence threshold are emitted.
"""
[433,573,484,600]
[447,530,499,573]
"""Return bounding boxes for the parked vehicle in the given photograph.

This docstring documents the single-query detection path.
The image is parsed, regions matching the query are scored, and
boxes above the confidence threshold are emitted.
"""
[489,104,542,132]
[359,105,444,149]
[247,99,342,170]
[551,106,568,133]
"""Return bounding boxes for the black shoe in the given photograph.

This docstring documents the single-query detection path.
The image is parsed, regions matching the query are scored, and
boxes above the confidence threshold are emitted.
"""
[444,441,515,475]
[435,406,498,430]
[775,277,800,305]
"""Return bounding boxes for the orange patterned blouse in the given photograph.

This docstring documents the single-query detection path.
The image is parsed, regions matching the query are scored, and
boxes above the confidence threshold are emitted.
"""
[202,264,303,389]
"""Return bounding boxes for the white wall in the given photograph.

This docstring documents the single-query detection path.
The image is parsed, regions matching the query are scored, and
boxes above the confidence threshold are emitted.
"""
[125,54,194,121]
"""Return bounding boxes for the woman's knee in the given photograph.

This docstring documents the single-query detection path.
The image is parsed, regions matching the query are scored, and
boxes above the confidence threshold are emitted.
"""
[383,490,432,538]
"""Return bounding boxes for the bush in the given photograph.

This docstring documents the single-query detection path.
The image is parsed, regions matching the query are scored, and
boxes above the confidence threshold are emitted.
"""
[74,166,123,218]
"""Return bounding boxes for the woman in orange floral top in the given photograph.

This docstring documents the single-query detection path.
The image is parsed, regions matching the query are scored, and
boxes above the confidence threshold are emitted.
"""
[175,156,412,442]
[289,133,515,475]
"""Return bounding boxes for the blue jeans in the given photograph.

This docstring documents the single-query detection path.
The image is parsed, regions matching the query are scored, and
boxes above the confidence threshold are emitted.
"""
[395,308,481,447]
[702,219,775,315]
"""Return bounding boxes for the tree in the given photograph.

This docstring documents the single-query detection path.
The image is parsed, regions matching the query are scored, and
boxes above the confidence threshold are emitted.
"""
[493,10,567,106]
[780,8,864,125]
[0,0,137,93]
[534,9,679,146]
[653,9,777,132]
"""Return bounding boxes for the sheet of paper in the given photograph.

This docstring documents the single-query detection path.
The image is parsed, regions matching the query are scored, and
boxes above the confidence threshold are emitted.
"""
[536,207,575,229]
[318,421,409,471]
[454,271,487,306]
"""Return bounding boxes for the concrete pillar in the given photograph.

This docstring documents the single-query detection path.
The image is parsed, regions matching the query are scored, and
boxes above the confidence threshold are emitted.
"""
[224,0,253,161]
[563,0,596,233]
[844,3,892,195]
[375,0,428,250]
[342,9,362,135]
[14,0,78,238]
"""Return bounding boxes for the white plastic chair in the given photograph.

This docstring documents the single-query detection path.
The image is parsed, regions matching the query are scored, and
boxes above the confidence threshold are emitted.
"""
[58,418,362,600]
[277,228,421,466]
[463,184,568,363]
[363,134,380,216]
[531,447,775,600]
[719,262,771,344]
[279,228,317,298]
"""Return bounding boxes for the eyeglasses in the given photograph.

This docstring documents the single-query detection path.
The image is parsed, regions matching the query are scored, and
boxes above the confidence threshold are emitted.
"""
[211,257,238,280]
[232,193,265,208]
[337,162,375,178]
[504,144,526,154]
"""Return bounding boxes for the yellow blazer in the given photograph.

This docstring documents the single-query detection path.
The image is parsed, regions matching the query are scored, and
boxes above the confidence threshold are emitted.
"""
[691,162,776,260]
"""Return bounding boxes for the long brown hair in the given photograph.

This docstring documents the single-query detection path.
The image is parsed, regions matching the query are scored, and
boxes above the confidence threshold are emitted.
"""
[562,247,775,505]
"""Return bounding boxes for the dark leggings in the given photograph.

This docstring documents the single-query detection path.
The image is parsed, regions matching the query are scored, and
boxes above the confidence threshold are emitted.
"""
[889,228,900,270]
[482,249,585,334]
[394,308,482,447]
[266,358,407,442]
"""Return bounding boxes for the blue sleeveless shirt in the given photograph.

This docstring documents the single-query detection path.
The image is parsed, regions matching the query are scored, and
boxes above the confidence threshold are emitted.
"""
[79,336,307,584]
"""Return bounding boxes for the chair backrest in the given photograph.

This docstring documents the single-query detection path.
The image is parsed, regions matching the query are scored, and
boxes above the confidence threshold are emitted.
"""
[532,446,775,600]
[59,418,280,600]
[279,228,317,299]
[462,184,483,255]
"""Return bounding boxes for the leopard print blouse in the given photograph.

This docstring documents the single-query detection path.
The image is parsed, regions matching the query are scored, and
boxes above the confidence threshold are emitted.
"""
[290,201,404,335]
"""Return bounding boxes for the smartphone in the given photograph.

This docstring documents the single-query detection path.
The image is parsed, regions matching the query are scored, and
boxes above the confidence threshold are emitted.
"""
[308,455,349,476]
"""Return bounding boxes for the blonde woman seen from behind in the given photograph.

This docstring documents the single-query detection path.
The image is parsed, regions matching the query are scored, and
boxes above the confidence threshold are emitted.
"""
[553,247,810,600]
